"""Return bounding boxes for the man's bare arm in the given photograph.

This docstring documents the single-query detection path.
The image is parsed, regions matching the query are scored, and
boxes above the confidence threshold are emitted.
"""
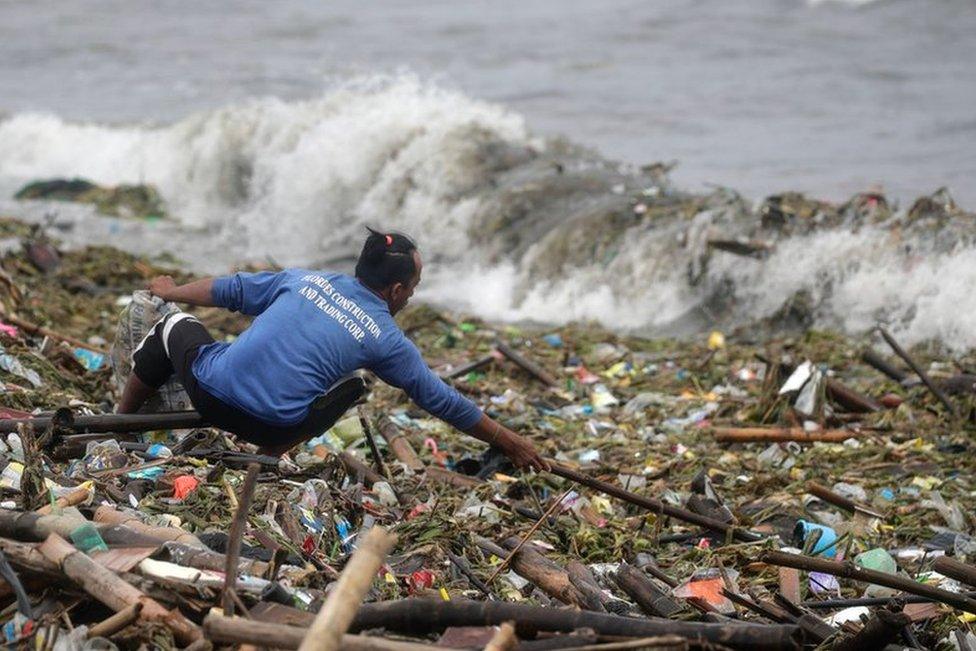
[149,275,216,307]
[466,412,549,472]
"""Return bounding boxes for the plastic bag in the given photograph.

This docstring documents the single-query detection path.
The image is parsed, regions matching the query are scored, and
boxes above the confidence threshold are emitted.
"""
[110,290,191,411]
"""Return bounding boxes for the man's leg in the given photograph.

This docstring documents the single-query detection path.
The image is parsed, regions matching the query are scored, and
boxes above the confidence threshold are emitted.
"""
[118,314,180,413]
[253,376,366,457]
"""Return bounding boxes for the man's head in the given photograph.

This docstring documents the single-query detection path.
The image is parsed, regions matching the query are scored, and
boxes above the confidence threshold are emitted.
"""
[355,227,422,316]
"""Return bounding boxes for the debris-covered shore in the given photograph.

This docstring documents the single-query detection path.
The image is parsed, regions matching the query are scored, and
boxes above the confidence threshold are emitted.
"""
[0,214,975,650]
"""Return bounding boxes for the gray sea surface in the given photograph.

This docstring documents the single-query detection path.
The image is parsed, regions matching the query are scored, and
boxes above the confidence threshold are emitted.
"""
[2,0,974,205]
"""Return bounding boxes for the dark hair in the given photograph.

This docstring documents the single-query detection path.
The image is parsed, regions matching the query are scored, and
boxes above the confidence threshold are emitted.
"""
[355,227,418,291]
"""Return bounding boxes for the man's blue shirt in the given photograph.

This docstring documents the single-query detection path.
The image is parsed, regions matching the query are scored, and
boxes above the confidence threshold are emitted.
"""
[191,270,482,430]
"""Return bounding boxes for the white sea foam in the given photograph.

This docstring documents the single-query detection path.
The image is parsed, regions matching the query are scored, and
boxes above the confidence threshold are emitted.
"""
[1,75,975,349]
[0,75,531,264]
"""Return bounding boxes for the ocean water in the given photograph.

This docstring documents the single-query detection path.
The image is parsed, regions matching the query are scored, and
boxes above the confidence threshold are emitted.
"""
[1,0,975,346]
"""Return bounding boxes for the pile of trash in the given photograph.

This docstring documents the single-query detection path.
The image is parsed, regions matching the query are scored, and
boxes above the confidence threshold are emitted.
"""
[0,215,974,650]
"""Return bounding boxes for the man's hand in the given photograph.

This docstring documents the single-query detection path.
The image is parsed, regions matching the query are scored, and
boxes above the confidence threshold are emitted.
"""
[498,430,550,472]
[148,275,177,301]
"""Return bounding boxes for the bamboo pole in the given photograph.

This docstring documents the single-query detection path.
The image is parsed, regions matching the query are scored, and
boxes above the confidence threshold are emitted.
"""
[87,603,143,639]
[203,613,455,651]
[484,623,517,651]
[297,526,398,651]
[546,462,762,543]
[711,427,859,444]
[35,486,91,515]
[761,550,976,614]
[38,533,201,645]
[0,410,206,434]
[222,463,260,615]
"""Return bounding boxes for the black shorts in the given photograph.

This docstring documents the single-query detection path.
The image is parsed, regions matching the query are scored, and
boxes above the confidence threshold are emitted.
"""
[131,312,364,447]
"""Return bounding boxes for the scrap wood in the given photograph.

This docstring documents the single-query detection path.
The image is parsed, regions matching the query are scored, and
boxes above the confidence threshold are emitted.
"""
[761,550,976,615]
[37,532,201,645]
[474,535,591,609]
[861,349,909,383]
[35,485,91,515]
[551,637,689,651]
[94,505,203,547]
[357,407,390,480]
[824,379,881,413]
[829,605,911,651]
[611,562,684,618]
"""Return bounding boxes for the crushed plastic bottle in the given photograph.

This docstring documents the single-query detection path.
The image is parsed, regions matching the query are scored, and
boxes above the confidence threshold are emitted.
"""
[144,443,173,460]
[854,548,899,597]
[6,434,24,463]
[70,522,108,553]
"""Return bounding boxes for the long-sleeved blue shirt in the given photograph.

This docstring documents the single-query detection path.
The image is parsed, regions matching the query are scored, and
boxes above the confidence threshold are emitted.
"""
[191,270,483,430]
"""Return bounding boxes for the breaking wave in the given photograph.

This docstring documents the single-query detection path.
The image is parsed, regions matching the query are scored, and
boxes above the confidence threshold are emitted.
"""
[1,74,974,349]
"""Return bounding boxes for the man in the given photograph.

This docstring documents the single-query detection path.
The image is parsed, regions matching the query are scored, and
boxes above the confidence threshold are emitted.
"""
[118,228,548,471]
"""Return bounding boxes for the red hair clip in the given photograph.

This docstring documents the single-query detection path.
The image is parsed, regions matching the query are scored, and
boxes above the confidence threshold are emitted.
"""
[385,234,393,246]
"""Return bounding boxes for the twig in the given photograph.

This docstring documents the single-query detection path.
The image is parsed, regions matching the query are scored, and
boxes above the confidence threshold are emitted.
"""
[357,407,389,480]
[877,326,956,416]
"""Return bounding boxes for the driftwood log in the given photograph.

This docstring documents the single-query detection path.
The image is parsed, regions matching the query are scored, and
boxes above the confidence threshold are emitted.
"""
[350,599,800,651]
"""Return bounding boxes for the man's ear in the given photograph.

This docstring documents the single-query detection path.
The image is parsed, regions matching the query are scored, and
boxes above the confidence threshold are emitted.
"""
[388,282,405,301]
